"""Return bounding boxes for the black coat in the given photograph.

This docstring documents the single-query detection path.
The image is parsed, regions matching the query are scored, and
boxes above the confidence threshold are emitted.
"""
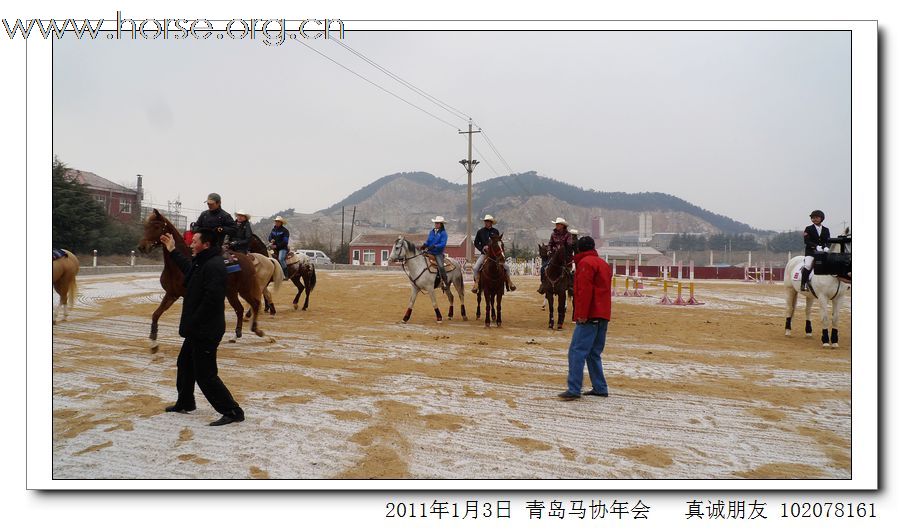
[229,221,254,253]
[194,208,237,247]
[803,224,830,256]
[171,247,227,342]
[473,226,500,254]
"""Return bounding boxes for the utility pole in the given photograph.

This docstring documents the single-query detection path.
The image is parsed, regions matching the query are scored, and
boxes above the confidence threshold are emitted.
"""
[459,119,481,263]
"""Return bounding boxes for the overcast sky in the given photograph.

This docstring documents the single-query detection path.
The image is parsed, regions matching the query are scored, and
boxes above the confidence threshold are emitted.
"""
[52,30,852,232]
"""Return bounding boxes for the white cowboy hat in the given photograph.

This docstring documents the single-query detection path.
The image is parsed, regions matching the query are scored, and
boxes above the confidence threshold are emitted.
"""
[552,217,569,226]
[431,216,446,223]
[274,216,286,223]
[235,210,249,218]
[569,228,578,235]
[482,214,496,223]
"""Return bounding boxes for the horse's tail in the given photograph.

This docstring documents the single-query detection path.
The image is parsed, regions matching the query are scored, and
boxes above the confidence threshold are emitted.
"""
[64,250,79,306]
[309,265,317,292]
[268,257,284,293]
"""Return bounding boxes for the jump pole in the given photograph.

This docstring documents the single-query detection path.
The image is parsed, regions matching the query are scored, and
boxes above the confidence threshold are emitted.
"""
[673,260,686,305]
[686,260,703,305]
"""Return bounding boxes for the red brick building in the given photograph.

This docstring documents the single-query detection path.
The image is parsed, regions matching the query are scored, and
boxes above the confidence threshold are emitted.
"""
[349,232,469,266]
[67,169,141,223]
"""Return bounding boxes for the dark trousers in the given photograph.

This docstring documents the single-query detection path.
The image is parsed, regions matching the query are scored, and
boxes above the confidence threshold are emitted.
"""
[175,337,242,415]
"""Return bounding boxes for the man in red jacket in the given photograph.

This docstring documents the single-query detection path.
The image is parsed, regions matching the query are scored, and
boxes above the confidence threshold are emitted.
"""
[558,236,613,400]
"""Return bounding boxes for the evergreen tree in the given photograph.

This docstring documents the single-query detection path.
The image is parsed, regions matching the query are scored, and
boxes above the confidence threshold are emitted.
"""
[52,156,108,252]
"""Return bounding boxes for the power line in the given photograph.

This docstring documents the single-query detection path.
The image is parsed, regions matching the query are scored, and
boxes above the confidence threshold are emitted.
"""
[293,38,461,130]
[329,36,471,124]
[478,127,515,175]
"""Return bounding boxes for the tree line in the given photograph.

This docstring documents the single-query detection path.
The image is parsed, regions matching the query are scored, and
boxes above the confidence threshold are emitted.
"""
[52,156,143,254]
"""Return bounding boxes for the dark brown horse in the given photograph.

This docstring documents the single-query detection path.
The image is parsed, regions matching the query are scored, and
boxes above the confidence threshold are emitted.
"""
[476,234,506,327]
[248,233,270,257]
[539,242,572,330]
[286,254,317,311]
[138,209,265,352]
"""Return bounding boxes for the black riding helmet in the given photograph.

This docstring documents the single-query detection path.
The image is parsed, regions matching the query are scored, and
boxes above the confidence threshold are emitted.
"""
[810,210,825,221]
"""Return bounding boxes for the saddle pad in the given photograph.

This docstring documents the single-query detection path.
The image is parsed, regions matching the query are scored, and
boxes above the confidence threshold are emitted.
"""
[52,249,68,260]
[285,252,307,266]
[790,263,804,282]
[222,250,240,266]
[225,263,242,274]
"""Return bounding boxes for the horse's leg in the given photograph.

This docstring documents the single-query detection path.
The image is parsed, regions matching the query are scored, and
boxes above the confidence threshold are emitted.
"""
[226,290,244,341]
[428,287,442,322]
[456,276,467,321]
[804,296,814,337]
[484,287,491,328]
[247,292,265,337]
[547,292,555,329]
[496,291,502,327]
[446,279,455,319]
[557,291,567,330]
[831,298,840,348]
[784,287,798,336]
[149,293,178,352]
[402,286,418,323]
[818,297,831,347]
[291,276,303,310]
[264,286,275,316]
[476,286,482,318]
[52,285,62,325]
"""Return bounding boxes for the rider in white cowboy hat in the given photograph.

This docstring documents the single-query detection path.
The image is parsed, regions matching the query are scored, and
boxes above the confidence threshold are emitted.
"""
[471,214,517,293]
[538,217,573,295]
[227,209,254,254]
[269,216,291,276]
[421,216,450,289]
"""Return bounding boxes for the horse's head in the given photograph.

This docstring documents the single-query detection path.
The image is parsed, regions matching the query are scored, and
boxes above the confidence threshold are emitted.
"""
[137,209,169,254]
[538,244,549,260]
[389,236,414,262]
[488,233,505,257]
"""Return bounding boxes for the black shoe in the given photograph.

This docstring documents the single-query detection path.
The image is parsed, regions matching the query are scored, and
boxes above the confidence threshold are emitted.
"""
[209,410,245,426]
[165,405,195,414]
[557,391,580,400]
[582,389,609,397]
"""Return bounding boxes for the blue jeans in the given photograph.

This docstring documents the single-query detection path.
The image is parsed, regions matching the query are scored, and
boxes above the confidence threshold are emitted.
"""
[566,319,609,395]
[277,249,288,274]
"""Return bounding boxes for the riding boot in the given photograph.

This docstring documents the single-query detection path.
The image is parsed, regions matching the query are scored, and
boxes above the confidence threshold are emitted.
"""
[471,278,479,294]
[800,267,811,292]
[505,272,517,291]
[537,284,546,295]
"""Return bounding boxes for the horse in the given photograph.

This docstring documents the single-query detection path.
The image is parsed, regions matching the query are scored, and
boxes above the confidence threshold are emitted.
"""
[388,237,467,323]
[247,253,284,316]
[783,228,852,347]
[286,253,317,311]
[475,233,506,327]
[539,243,572,330]
[138,209,265,353]
[52,250,79,324]
[248,233,270,257]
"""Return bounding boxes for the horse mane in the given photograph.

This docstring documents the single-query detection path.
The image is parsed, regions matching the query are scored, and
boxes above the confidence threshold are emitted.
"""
[403,239,416,253]
[148,210,189,254]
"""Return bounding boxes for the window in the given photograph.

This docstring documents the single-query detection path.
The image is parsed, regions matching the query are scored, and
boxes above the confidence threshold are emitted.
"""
[352,249,360,263]
[363,250,376,265]
[381,249,389,264]
[119,198,132,213]
[94,195,106,208]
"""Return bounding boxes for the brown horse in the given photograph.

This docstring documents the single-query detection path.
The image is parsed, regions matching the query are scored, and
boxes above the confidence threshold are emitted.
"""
[286,254,317,311]
[52,250,79,324]
[138,209,265,352]
[539,243,572,330]
[476,234,506,327]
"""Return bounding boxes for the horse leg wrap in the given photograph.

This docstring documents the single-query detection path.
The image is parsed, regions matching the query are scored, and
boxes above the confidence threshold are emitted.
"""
[448,306,454,319]
[403,308,412,322]
[805,320,813,335]
[460,304,467,321]
[434,308,443,321]
[831,328,839,344]
[821,329,830,345]
[785,317,792,330]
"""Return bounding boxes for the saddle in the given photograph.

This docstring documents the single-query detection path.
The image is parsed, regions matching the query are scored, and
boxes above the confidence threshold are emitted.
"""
[221,250,242,274]
[52,249,68,260]
[284,251,306,266]
[425,254,456,273]
[812,251,851,278]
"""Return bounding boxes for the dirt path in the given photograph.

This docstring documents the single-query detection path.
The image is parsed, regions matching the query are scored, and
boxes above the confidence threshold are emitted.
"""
[51,271,851,479]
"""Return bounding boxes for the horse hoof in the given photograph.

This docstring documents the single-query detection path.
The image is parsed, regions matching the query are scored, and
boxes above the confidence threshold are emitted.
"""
[822,343,831,348]
[228,338,237,343]
[806,333,813,337]
[293,304,299,310]
[255,330,265,337]
[832,343,839,348]
[784,330,791,336]
[150,344,159,354]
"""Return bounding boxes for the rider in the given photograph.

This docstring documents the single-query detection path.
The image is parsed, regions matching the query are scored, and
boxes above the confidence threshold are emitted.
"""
[269,216,291,276]
[538,217,573,295]
[471,214,517,293]
[193,193,237,249]
[421,216,449,289]
[800,209,830,292]
[226,210,254,254]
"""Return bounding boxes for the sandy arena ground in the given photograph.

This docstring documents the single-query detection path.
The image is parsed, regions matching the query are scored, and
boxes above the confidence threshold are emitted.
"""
[50,270,852,480]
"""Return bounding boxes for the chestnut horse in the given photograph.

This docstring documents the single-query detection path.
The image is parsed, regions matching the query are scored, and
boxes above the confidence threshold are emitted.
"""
[539,242,572,330]
[138,209,265,352]
[476,234,506,327]
[52,249,79,324]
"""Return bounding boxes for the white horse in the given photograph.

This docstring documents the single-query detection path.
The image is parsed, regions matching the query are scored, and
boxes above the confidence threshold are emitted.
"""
[247,253,284,316]
[783,229,851,347]
[389,237,468,323]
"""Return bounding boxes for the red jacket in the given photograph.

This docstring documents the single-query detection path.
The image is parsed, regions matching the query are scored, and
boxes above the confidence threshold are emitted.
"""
[572,250,612,322]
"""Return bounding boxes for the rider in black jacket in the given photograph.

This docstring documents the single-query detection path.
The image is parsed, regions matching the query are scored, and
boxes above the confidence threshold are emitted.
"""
[800,209,830,291]
[227,210,254,253]
[193,193,236,249]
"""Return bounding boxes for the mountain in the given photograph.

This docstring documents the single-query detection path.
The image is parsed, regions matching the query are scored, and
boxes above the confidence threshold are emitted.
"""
[258,171,764,251]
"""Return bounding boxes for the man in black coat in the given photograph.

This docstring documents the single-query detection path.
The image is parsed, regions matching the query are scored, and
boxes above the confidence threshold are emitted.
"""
[227,210,254,253]
[800,209,831,291]
[193,193,237,248]
[160,228,245,426]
